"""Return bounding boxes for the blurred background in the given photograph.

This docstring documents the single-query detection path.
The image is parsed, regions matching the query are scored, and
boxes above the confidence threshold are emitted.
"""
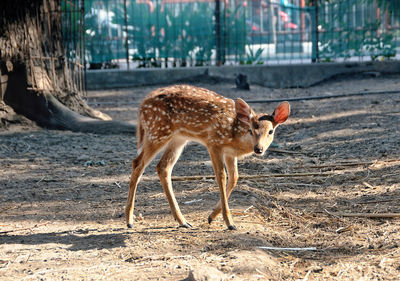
[62,0,400,70]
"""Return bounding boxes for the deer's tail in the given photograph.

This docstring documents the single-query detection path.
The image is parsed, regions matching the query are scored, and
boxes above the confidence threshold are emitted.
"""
[136,115,145,155]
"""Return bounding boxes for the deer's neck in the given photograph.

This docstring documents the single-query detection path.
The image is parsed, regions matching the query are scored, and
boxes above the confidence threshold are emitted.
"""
[230,119,254,157]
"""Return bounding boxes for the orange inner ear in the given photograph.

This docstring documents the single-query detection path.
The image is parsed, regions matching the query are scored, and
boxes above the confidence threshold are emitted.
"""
[273,102,290,124]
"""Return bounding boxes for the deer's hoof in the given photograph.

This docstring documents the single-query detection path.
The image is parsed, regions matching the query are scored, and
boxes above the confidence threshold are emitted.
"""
[127,223,133,229]
[179,222,192,228]
[228,225,237,231]
[208,216,213,224]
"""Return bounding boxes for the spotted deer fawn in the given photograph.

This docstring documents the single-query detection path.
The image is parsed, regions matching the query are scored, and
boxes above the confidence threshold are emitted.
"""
[125,85,290,230]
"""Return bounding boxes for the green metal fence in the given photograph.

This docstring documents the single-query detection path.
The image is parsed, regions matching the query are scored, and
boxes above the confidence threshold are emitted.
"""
[61,0,86,92]
[318,0,400,61]
[80,0,400,68]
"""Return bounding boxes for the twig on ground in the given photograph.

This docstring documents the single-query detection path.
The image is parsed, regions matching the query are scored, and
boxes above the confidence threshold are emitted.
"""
[335,225,353,234]
[324,209,342,219]
[362,181,375,189]
[0,205,17,214]
[126,254,194,263]
[240,172,335,179]
[0,222,49,234]
[268,148,305,155]
[183,199,203,205]
[259,246,317,251]
[266,182,320,187]
[294,161,375,169]
[294,159,399,169]
[25,252,32,264]
[255,268,267,278]
[355,197,400,204]
[237,221,265,226]
[332,213,400,218]
[302,269,312,281]
[35,176,46,184]
[141,172,336,182]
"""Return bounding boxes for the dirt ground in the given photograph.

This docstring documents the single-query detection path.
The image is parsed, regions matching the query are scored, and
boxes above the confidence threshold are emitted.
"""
[1,73,400,280]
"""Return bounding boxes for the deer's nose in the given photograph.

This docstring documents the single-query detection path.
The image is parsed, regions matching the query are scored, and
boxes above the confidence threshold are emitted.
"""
[254,145,263,155]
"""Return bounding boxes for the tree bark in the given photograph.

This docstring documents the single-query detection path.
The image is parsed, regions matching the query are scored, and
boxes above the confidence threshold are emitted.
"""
[0,0,136,134]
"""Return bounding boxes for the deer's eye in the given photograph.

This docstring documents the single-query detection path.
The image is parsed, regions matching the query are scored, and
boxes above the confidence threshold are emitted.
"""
[248,129,253,135]
[253,123,259,130]
[269,130,274,135]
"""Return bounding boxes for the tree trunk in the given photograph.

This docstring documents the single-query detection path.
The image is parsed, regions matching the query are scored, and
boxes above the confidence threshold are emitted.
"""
[0,0,136,134]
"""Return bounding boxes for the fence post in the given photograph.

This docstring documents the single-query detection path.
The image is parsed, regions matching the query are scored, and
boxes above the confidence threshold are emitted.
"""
[300,0,306,42]
[81,0,87,93]
[267,0,276,45]
[215,0,222,66]
[311,0,319,62]
[123,0,130,69]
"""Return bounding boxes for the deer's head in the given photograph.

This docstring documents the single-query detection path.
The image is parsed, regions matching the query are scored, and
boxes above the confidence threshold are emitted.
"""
[235,99,290,156]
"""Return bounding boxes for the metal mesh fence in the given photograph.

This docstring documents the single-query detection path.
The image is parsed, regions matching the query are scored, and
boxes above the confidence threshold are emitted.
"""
[318,0,400,62]
[79,0,400,68]
[62,0,86,92]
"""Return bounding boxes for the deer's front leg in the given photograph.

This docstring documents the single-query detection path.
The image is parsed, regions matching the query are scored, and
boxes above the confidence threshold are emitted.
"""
[208,155,238,225]
[209,148,236,230]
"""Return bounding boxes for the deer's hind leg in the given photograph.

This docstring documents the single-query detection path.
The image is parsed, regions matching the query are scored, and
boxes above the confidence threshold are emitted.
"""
[156,137,191,228]
[125,138,169,228]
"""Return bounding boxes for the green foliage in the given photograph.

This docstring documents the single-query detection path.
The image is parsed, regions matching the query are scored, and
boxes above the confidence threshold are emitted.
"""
[244,47,264,64]
[309,0,400,21]
[84,1,126,64]
[309,0,400,15]
[61,0,84,61]
[365,33,396,61]
[318,0,397,61]
[123,1,217,67]
[319,26,396,61]
[367,0,400,18]
[83,0,248,67]
[81,0,398,66]
[224,2,247,61]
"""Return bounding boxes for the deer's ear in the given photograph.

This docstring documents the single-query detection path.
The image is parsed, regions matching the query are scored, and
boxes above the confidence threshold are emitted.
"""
[235,98,252,124]
[272,101,290,124]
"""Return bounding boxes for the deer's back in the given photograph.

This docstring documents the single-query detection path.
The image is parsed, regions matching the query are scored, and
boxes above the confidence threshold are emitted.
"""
[139,85,237,144]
